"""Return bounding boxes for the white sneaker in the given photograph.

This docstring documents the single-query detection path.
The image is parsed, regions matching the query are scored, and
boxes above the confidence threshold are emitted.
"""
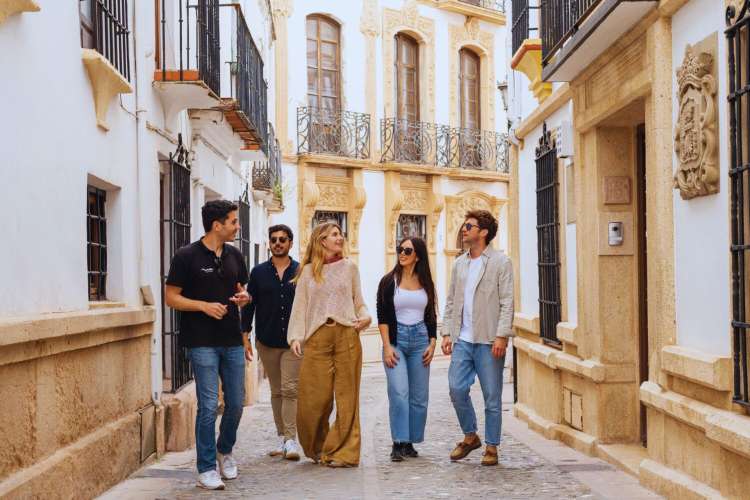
[217,453,238,480]
[197,470,225,490]
[269,436,285,457]
[283,439,301,461]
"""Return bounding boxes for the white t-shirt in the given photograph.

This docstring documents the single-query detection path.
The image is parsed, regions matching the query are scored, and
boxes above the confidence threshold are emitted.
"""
[459,256,484,343]
[394,286,428,325]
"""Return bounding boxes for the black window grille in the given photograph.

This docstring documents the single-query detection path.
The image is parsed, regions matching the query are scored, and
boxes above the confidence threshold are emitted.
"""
[313,210,348,238]
[511,0,539,56]
[254,243,261,266]
[161,134,193,393]
[540,0,600,67]
[397,214,427,243]
[87,185,108,301]
[535,122,561,345]
[237,187,251,271]
[727,0,750,408]
[80,0,131,81]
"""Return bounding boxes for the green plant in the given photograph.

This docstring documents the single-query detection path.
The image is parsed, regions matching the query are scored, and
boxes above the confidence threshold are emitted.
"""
[272,180,284,203]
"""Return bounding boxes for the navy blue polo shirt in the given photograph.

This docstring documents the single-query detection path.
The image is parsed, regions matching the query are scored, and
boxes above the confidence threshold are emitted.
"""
[166,239,249,348]
[241,258,299,348]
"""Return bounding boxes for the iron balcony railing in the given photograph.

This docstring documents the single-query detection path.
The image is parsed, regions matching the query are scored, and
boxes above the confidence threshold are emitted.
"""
[159,0,221,95]
[511,0,540,55]
[297,107,371,159]
[252,124,282,193]
[459,0,506,12]
[87,0,131,81]
[541,0,601,66]
[233,7,268,152]
[380,118,509,172]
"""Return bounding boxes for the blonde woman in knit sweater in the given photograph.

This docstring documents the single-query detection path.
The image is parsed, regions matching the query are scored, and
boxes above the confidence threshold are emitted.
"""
[287,222,371,467]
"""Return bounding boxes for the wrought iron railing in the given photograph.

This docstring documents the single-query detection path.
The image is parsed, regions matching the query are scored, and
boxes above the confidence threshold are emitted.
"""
[297,107,371,159]
[86,0,132,81]
[252,124,282,193]
[511,0,539,55]
[459,0,506,13]
[380,118,509,172]
[234,7,268,152]
[541,0,601,66]
[159,0,221,95]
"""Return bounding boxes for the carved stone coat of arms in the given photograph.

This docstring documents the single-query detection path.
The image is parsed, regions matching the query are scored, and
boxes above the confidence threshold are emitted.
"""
[673,44,719,200]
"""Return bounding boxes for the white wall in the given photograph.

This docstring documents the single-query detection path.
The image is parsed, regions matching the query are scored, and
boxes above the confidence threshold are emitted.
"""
[671,0,731,356]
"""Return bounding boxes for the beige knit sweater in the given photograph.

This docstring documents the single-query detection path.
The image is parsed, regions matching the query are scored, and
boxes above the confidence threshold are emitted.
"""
[287,259,370,345]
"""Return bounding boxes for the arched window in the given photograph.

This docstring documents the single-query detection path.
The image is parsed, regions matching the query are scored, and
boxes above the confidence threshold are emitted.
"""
[395,33,420,122]
[459,48,481,130]
[306,15,341,110]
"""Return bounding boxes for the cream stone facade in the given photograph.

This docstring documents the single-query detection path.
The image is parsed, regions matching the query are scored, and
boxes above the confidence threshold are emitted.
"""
[0,1,279,497]
[508,0,750,498]
[269,0,511,362]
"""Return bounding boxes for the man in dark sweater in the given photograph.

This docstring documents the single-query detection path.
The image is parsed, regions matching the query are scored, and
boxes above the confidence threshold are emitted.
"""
[241,224,301,460]
[165,200,250,490]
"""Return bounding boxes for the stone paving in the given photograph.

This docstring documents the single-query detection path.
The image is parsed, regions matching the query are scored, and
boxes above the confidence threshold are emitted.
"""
[101,358,660,500]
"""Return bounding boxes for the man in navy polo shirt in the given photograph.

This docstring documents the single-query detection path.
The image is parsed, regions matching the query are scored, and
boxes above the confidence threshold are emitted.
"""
[241,224,301,460]
[166,200,250,490]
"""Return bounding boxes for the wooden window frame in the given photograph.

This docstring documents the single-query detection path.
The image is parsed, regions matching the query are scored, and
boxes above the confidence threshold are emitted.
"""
[306,14,342,110]
[459,47,481,131]
[395,33,420,122]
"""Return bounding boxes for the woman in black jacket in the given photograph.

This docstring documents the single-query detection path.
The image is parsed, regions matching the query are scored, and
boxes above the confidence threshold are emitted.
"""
[376,237,437,462]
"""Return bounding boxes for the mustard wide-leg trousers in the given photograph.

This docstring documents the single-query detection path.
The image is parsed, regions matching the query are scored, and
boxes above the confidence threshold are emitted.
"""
[296,322,362,466]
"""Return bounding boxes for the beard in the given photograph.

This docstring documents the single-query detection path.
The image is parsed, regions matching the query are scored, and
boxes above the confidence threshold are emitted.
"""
[271,246,289,257]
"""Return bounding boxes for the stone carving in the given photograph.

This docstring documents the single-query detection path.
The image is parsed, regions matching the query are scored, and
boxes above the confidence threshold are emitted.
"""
[603,177,631,205]
[673,44,719,200]
[359,0,380,37]
[402,189,428,210]
[318,183,349,209]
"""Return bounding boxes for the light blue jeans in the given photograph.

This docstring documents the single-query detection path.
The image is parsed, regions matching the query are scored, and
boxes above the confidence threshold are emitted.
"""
[383,322,431,444]
[188,346,246,473]
[448,339,505,446]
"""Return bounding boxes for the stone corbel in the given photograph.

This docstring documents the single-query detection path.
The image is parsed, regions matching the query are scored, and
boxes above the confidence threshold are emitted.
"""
[428,176,445,255]
[348,170,367,258]
[510,38,552,103]
[384,172,404,265]
[82,49,133,131]
[0,0,39,25]
[298,163,320,252]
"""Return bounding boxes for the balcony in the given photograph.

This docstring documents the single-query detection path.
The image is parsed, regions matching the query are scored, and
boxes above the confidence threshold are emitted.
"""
[252,124,283,210]
[380,118,509,173]
[297,107,371,160]
[510,0,550,102]
[540,0,657,82]
[435,0,506,23]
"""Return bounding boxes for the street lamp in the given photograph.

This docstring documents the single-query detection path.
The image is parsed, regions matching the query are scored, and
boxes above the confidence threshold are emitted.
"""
[497,80,510,132]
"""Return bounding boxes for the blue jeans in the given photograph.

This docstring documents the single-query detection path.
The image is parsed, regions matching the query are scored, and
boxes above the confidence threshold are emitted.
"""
[188,346,246,473]
[448,339,505,446]
[383,322,431,444]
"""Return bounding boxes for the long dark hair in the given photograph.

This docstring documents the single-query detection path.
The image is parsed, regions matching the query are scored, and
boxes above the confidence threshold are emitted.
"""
[386,237,437,316]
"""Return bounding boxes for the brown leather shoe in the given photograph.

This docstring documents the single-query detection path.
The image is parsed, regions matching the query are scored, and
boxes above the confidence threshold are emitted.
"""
[450,435,482,461]
[481,446,498,466]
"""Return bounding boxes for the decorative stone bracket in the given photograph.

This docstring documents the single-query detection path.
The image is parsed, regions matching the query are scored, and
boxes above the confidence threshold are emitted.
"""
[673,40,719,200]
[511,38,552,103]
[0,0,39,25]
[82,49,133,131]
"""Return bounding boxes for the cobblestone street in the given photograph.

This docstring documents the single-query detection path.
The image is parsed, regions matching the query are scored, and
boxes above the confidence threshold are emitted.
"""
[101,359,659,500]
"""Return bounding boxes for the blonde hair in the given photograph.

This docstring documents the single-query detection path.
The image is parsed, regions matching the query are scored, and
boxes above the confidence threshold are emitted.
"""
[295,222,347,283]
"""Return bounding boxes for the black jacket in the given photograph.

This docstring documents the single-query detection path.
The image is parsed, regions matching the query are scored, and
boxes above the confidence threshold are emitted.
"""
[376,276,437,347]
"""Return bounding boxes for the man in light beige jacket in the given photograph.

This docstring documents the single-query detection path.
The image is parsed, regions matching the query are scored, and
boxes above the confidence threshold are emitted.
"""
[441,209,514,466]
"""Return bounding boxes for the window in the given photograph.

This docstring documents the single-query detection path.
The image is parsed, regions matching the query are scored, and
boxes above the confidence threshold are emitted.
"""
[535,123,561,345]
[306,15,341,110]
[87,185,108,301]
[459,48,481,131]
[79,0,131,81]
[312,210,348,238]
[727,5,750,407]
[237,188,251,271]
[395,33,420,123]
[396,214,427,243]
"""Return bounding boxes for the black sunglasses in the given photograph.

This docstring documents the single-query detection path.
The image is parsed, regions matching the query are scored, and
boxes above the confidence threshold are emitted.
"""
[213,256,224,278]
[396,246,414,256]
[464,222,479,231]
[270,236,289,244]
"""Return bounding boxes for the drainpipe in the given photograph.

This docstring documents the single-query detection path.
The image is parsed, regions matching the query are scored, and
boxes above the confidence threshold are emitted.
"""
[132,2,162,405]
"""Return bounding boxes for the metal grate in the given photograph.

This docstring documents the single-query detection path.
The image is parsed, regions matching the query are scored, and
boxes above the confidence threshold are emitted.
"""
[81,0,131,80]
[727,0,750,408]
[511,0,539,56]
[297,107,371,159]
[535,122,561,345]
[235,7,268,152]
[237,187,251,271]
[313,211,348,238]
[396,214,427,243]
[87,185,108,301]
[459,0,506,12]
[541,0,601,66]
[161,134,193,393]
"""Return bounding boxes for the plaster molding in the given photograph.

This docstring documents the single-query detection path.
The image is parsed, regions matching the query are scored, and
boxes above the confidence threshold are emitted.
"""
[81,49,133,131]
[0,0,39,25]
[359,0,380,37]
[448,18,496,130]
[673,42,719,200]
[511,39,552,103]
[382,2,436,123]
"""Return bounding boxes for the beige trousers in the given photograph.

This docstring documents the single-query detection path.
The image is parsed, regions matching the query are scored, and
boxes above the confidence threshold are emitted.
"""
[257,341,302,440]
[297,322,362,466]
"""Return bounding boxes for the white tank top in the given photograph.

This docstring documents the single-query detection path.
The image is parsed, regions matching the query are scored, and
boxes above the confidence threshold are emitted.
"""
[394,285,428,325]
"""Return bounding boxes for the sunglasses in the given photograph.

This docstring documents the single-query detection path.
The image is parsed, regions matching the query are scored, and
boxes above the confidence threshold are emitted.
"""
[213,256,224,278]
[396,246,414,256]
[464,222,479,231]
[270,236,289,244]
